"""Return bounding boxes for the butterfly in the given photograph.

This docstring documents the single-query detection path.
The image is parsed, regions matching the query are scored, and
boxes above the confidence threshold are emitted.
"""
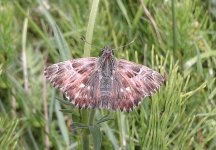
[44,46,165,112]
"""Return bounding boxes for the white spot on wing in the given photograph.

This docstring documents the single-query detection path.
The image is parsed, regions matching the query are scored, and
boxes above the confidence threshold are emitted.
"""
[65,92,70,100]
[125,87,131,92]
[138,101,141,106]
[75,92,80,99]
[79,83,85,88]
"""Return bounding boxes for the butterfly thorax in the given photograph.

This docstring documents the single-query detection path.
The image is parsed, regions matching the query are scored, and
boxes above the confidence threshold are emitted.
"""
[99,46,116,77]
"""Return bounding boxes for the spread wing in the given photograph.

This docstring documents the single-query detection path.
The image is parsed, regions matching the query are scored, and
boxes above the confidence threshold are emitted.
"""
[44,57,101,108]
[111,59,165,112]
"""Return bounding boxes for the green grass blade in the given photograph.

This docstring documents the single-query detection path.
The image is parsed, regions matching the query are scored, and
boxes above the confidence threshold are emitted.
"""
[84,0,100,57]
[89,125,102,150]
[55,101,70,146]
[116,0,132,28]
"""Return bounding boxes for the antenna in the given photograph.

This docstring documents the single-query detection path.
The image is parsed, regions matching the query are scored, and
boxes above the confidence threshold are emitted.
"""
[81,36,90,44]
[81,36,136,50]
[112,38,136,51]
[81,36,100,49]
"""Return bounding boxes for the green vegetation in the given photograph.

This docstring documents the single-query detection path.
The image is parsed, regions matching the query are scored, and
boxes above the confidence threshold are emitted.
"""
[0,0,216,149]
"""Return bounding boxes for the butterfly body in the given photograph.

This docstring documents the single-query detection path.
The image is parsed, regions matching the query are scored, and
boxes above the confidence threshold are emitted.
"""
[98,47,116,108]
[44,47,165,112]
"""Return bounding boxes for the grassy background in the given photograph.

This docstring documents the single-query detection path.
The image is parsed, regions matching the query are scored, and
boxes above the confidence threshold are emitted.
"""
[0,0,216,149]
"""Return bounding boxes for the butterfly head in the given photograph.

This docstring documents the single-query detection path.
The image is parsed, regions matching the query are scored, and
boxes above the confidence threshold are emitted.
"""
[101,46,114,58]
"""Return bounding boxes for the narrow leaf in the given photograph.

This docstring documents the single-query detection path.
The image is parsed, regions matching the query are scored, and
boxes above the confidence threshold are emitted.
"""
[96,115,114,124]
[89,125,102,150]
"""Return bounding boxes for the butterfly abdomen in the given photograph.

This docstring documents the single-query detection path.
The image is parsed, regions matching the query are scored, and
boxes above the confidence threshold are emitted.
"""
[99,77,113,108]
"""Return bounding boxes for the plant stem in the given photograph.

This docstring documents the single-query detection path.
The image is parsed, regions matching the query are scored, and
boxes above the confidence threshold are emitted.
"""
[81,110,90,150]
[171,0,177,51]
[81,109,96,149]
[81,0,100,149]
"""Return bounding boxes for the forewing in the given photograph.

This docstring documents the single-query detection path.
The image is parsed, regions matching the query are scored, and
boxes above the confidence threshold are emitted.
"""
[111,59,165,112]
[44,57,101,108]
